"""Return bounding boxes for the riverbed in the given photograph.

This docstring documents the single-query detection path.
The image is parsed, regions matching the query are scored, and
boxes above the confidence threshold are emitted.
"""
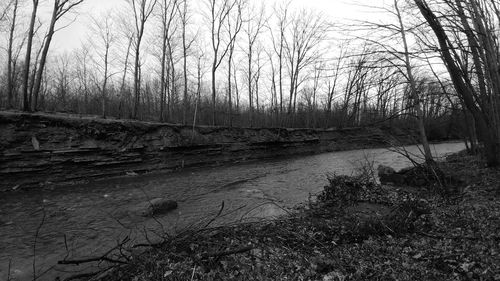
[0,142,464,281]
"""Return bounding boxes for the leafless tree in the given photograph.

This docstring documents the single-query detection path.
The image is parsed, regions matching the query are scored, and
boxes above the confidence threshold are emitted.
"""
[90,13,118,118]
[74,43,92,113]
[226,0,244,126]
[30,0,84,111]
[269,1,290,117]
[393,0,433,163]
[243,1,265,126]
[129,0,158,119]
[414,0,500,166]
[158,0,178,122]
[284,9,327,114]
[346,1,434,162]
[21,0,40,111]
[206,0,241,125]
[176,0,194,124]
[5,0,19,108]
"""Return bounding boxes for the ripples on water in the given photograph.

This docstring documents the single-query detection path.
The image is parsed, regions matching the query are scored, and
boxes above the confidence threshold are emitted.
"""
[0,142,464,280]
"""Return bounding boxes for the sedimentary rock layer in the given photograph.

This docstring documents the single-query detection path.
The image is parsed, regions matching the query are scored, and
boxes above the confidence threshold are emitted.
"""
[0,111,415,191]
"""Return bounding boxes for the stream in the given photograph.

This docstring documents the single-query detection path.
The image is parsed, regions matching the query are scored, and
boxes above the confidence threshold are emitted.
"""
[0,142,464,280]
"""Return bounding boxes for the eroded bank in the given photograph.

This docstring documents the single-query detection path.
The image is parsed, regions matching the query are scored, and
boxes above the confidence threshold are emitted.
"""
[0,111,418,191]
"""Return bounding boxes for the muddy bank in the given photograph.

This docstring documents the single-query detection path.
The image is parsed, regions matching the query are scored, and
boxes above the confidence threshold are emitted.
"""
[0,111,417,191]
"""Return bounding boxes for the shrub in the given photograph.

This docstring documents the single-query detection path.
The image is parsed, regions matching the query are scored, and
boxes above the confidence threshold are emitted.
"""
[318,175,377,206]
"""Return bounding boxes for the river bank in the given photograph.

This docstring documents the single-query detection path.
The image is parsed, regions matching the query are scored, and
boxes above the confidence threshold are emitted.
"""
[72,150,500,281]
[0,143,465,281]
[0,111,424,191]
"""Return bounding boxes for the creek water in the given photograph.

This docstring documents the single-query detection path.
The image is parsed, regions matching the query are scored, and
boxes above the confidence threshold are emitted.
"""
[0,142,464,281]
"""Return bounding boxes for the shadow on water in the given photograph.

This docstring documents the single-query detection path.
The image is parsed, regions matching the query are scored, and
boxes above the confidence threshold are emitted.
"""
[0,142,464,281]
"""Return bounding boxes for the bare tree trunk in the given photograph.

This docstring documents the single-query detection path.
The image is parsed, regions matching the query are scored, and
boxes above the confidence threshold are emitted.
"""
[6,0,18,109]
[228,52,233,127]
[211,61,217,125]
[101,43,110,118]
[119,35,133,118]
[131,0,157,119]
[32,0,84,112]
[160,35,167,122]
[233,60,240,114]
[177,0,189,125]
[159,0,177,122]
[207,0,242,126]
[414,0,500,166]
[394,0,433,163]
[21,0,39,111]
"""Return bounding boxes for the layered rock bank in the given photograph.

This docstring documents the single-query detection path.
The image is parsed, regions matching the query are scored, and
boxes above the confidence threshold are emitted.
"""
[0,111,417,191]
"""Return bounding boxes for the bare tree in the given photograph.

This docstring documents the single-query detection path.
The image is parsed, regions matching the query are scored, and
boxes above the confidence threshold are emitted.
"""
[5,0,19,108]
[284,9,327,114]
[206,0,241,125]
[90,13,117,118]
[30,0,84,111]
[158,0,178,122]
[226,0,244,126]
[129,0,158,119]
[119,36,133,117]
[393,0,433,163]
[325,46,345,127]
[414,0,500,166]
[243,1,265,126]
[193,48,207,127]
[53,53,72,111]
[21,0,39,111]
[74,43,92,113]
[269,1,291,118]
[176,0,194,124]
[346,1,434,162]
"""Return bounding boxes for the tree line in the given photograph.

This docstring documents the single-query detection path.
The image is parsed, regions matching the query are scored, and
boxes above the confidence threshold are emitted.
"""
[0,0,498,164]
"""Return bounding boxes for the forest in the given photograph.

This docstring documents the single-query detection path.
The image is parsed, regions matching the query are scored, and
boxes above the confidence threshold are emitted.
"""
[2,1,500,280]
[0,0,499,165]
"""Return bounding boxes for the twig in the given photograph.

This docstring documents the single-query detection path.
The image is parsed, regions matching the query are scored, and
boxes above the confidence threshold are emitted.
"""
[63,234,70,260]
[33,209,46,281]
[203,201,225,228]
[7,260,11,281]
[58,236,130,266]
[239,200,289,222]
[190,265,196,281]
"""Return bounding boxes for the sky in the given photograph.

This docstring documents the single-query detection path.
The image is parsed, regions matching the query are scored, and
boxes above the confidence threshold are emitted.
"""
[50,0,386,53]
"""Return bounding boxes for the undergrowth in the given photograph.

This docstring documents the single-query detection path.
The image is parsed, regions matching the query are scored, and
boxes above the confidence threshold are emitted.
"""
[74,151,500,281]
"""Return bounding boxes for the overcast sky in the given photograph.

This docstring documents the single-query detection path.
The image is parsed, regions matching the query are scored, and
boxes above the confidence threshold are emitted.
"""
[50,0,387,52]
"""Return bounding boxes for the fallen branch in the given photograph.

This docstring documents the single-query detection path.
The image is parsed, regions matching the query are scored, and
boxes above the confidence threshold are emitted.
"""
[33,208,46,281]
[203,201,225,229]
[7,260,11,281]
[58,256,128,266]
